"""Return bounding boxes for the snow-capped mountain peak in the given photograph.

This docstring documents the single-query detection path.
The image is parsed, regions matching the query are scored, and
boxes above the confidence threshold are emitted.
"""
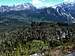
[0,3,35,12]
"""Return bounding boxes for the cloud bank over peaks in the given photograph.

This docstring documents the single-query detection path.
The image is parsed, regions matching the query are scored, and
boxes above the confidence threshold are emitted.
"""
[32,0,63,8]
[32,0,50,8]
[64,0,75,3]
[32,0,75,8]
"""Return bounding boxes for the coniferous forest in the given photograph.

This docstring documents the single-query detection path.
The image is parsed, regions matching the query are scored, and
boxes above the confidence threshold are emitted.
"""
[0,22,74,56]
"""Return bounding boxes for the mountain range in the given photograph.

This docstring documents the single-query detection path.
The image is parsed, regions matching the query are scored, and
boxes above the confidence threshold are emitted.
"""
[0,2,75,25]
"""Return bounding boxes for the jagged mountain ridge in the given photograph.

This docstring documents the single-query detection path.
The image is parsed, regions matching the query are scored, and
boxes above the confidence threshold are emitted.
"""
[0,2,75,25]
[0,3,36,12]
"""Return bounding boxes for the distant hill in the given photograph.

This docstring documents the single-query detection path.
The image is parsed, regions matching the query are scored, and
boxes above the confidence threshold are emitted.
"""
[0,3,75,25]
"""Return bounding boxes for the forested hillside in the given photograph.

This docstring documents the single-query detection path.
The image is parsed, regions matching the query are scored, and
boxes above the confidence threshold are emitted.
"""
[0,22,75,56]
